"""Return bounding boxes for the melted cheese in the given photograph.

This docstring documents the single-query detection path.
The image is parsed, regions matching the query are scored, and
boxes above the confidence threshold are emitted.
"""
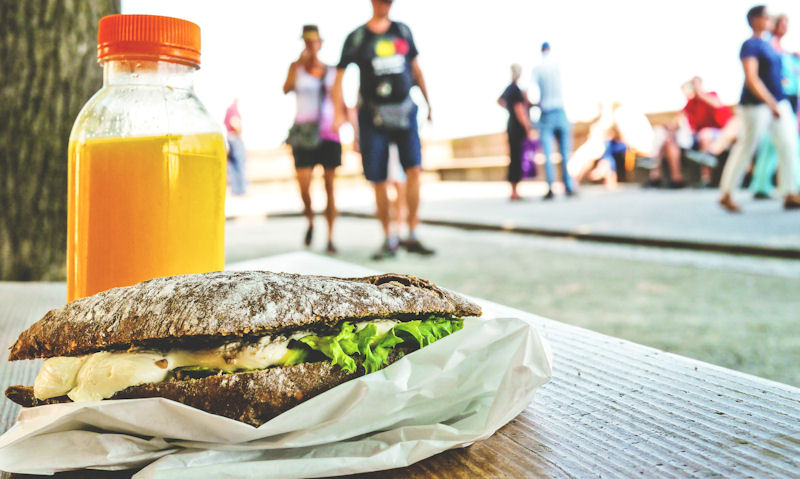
[33,356,89,399]
[34,320,402,402]
[68,351,172,402]
[34,333,308,401]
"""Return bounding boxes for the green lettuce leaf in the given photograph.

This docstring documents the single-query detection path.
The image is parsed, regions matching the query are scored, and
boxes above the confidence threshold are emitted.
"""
[298,322,359,372]
[298,316,464,374]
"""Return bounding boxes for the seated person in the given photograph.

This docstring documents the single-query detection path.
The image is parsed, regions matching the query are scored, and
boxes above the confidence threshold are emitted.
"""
[649,77,738,187]
[681,77,738,183]
[574,102,653,188]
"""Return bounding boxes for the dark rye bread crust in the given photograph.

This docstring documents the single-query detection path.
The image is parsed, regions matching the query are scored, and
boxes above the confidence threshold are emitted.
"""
[6,352,407,426]
[9,271,481,360]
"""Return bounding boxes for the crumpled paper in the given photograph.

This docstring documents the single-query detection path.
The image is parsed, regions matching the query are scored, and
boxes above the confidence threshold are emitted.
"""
[0,316,551,478]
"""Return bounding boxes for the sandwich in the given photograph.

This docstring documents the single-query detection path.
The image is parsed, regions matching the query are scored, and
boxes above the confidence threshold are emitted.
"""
[5,271,481,426]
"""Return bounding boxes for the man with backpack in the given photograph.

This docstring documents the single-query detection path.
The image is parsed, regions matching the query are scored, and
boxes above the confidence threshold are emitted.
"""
[332,0,435,260]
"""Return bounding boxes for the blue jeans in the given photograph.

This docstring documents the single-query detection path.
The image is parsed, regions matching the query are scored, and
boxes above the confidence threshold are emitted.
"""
[602,140,627,173]
[227,135,247,196]
[358,102,422,183]
[539,108,574,192]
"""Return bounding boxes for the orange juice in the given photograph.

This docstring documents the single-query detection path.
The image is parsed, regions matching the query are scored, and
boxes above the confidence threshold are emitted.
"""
[67,133,226,301]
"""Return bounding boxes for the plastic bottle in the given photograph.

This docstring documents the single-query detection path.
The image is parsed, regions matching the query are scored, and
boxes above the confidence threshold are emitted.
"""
[67,14,226,301]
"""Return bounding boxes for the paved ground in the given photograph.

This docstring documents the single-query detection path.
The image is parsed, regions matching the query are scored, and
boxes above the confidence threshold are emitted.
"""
[228,180,800,255]
[226,215,800,387]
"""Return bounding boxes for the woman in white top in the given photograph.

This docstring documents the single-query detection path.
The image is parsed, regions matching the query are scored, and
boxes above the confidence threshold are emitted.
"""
[283,25,344,253]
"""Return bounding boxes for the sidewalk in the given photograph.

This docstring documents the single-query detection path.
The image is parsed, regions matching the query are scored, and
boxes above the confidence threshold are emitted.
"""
[226,181,800,259]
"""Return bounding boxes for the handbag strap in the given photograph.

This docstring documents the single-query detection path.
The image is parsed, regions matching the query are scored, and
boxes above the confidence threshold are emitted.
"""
[318,65,328,122]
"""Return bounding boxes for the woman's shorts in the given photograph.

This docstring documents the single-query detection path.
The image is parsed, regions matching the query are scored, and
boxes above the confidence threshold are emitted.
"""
[292,140,342,169]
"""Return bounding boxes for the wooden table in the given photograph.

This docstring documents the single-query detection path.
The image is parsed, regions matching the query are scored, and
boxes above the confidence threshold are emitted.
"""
[1,252,799,478]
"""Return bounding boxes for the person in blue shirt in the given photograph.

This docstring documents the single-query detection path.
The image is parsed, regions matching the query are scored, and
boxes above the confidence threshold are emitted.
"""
[531,42,575,200]
[718,5,800,212]
[749,13,800,199]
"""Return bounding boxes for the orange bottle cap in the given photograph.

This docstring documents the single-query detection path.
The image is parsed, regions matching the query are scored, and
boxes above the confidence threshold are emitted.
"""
[97,14,201,67]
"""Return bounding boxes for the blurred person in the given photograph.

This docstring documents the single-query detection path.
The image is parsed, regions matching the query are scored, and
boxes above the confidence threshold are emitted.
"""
[283,25,343,253]
[750,13,800,198]
[332,0,435,260]
[718,5,800,212]
[497,63,535,201]
[680,77,738,186]
[224,98,247,196]
[770,15,800,114]
[531,42,575,200]
[574,102,653,188]
[351,111,408,243]
[646,121,685,188]
[647,78,738,188]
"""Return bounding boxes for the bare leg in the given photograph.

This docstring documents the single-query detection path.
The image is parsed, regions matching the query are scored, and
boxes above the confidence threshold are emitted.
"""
[664,135,684,183]
[394,181,408,237]
[649,142,666,181]
[387,184,398,235]
[510,182,520,200]
[709,117,741,156]
[374,181,391,237]
[588,160,616,188]
[323,168,337,246]
[405,166,421,234]
[576,158,596,184]
[296,167,314,225]
[296,167,314,246]
[605,171,618,188]
[696,128,714,184]
[569,136,606,180]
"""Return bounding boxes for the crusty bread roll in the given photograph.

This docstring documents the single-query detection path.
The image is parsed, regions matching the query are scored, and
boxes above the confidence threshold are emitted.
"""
[5,271,480,426]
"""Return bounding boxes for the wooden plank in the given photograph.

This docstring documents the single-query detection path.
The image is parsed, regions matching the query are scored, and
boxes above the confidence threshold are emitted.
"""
[1,252,799,478]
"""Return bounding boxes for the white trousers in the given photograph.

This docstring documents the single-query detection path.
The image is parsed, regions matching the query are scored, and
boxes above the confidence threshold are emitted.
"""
[719,100,798,196]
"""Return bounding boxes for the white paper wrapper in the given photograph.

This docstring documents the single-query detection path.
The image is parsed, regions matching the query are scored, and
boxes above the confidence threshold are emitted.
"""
[0,316,551,478]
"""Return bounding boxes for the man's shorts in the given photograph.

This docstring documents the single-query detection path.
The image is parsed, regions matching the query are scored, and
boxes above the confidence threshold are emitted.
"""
[357,102,422,183]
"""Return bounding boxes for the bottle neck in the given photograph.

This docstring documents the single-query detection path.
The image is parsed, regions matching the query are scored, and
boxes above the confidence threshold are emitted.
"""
[102,59,196,89]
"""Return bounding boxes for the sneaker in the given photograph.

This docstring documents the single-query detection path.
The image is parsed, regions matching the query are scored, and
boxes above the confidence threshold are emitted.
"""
[685,150,719,168]
[371,241,398,260]
[543,190,555,201]
[565,189,577,197]
[403,238,435,255]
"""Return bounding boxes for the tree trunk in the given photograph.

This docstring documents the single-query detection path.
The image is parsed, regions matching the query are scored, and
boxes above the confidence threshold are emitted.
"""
[0,0,119,281]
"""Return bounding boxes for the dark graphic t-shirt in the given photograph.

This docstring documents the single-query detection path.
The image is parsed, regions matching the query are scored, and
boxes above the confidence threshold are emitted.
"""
[337,21,419,105]
[501,83,525,131]
[739,37,785,105]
